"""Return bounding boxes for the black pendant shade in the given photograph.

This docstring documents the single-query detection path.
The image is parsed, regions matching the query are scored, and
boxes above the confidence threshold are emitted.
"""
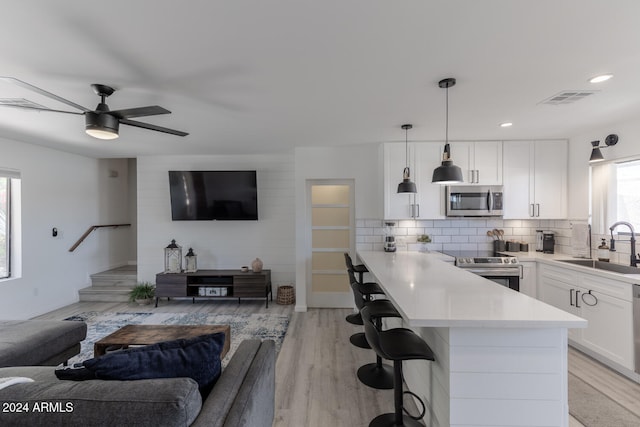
[397,167,417,193]
[432,78,463,184]
[397,124,417,193]
[433,144,464,183]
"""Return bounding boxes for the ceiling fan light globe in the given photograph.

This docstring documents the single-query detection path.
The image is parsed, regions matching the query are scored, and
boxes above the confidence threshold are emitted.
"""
[85,112,119,140]
[86,128,119,140]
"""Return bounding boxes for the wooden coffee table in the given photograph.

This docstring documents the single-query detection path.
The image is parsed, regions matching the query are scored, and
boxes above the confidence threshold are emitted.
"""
[93,324,231,357]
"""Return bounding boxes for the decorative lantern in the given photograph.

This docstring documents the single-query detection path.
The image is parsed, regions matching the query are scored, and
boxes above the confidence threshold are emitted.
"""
[164,239,182,273]
[185,248,198,273]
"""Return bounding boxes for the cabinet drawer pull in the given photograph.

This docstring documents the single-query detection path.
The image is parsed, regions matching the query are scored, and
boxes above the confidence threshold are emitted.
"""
[575,290,581,308]
[570,288,575,306]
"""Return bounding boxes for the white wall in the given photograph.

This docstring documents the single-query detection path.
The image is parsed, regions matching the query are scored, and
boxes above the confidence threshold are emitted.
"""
[136,154,295,288]
[294,145,381,311]
[0,137,132,319]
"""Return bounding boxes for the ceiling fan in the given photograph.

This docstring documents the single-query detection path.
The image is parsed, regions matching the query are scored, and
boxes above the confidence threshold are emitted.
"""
[0,77,188,139]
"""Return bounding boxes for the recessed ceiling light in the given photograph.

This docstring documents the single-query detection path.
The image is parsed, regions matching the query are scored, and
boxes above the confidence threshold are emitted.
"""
[589,74,613,83]
[500,122,513,128]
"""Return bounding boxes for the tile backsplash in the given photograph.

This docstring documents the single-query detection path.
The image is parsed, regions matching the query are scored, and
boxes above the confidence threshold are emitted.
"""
[356,218,573,254]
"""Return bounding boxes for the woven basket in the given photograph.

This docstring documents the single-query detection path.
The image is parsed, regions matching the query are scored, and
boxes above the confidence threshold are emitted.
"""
[276,285,295,305]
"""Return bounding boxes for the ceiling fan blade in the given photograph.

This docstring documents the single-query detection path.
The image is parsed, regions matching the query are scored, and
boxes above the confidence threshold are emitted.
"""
[0,76,91,112]
[120,118,188,136]
[109,105,171,119]
[0,103,83,115]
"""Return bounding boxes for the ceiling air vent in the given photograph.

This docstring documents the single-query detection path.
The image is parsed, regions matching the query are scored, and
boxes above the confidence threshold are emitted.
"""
[540,90,598,105]
[0,98,47,109]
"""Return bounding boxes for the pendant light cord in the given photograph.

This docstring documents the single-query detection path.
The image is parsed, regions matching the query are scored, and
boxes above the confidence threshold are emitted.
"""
[445,86,449,145]
[405,126,409,168]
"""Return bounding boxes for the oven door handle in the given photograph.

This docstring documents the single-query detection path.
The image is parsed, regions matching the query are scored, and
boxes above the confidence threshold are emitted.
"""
[463,268,521,276]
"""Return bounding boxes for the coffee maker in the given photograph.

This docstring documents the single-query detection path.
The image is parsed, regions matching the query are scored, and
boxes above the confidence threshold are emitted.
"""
[542,231,555,254]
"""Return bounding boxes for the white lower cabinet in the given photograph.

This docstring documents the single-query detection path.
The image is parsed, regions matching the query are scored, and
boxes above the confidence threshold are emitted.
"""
[519,261,537,297]
[537,263,634,370]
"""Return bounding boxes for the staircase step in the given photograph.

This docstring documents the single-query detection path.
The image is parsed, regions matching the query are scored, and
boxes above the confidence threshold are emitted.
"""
[78,285,133,303]
[81,265,139,302]
[90,265,137,287]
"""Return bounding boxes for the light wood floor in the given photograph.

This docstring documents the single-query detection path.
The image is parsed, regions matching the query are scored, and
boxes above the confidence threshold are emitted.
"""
[34,300,640,427]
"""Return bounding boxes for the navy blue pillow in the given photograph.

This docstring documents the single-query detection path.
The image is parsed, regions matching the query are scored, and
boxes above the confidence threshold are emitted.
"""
[81,332,225,397]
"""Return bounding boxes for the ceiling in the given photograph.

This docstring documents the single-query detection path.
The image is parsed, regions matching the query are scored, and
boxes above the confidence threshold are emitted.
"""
[1,0,639,158]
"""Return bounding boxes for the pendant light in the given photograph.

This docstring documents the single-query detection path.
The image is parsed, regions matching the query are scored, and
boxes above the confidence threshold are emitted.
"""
[432,78,464,184]
[397,124,417,193]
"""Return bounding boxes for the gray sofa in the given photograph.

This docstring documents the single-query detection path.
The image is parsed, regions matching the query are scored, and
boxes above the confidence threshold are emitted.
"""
[0,339,275,427]
[0,320,87,367]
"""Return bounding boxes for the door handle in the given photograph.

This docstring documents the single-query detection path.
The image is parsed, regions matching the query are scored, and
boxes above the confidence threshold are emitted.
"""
[575,290,581,308]
[530,204,535,217]
[410,204,420,218]
[536,204,540,217]
[570,288,575,306]
[475,170,480,183]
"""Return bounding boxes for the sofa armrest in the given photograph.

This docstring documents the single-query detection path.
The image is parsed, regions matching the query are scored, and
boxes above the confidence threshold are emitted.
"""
[192,339,275,427]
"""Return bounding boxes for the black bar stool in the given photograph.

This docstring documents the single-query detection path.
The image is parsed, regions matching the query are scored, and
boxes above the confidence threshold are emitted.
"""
[353,296,401,390]
[348,268,402,390]
[344,252,368,285]
[346,269,385,349]
[344,256,383,325]
[361,305,435,427]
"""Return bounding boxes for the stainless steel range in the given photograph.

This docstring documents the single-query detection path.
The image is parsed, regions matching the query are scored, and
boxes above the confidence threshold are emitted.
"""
[445,251,521,291]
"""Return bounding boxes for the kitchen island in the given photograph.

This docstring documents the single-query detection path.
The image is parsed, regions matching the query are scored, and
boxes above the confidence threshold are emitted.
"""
[357,250,587,427]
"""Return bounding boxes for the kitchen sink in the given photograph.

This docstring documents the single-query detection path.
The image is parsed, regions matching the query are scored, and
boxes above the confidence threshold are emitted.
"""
[558,259,640,274]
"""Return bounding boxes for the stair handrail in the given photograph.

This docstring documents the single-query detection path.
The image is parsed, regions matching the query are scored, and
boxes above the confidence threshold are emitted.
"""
[69,224,131,252]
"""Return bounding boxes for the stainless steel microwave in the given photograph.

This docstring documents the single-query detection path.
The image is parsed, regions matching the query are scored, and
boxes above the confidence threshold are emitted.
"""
[445,185,504,217]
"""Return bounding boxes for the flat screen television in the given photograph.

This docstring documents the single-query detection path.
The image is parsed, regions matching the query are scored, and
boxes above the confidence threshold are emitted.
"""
[168,170,258,220]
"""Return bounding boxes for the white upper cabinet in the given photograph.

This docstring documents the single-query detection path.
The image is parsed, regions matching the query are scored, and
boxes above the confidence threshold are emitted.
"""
[503,140,567,219]
[383,142,445,220]
[450,141,503,185]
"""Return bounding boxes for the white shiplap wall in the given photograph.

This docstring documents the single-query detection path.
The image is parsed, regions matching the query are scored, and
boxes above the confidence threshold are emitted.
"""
[136,154,296,288]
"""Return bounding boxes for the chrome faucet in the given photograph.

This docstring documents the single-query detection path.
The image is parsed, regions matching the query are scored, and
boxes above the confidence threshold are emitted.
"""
[609,221,639,267]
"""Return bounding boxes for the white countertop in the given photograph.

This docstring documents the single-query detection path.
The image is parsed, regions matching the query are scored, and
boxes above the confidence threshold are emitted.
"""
[357,250,587,329]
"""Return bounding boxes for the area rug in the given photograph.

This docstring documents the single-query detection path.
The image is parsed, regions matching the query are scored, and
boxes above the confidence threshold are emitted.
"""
[63,311,289,366]
[568,372,640,426]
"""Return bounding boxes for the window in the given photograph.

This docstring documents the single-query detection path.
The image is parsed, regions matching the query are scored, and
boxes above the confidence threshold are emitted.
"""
[0,176,9,278]
[0,170,20,280]
[615,159,640,231]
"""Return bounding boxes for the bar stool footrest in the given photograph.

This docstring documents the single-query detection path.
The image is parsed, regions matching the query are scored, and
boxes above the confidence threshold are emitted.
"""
[350,332,371,349]
[346,312,363,325]
[369,413,424,427]
[357,362,394,390]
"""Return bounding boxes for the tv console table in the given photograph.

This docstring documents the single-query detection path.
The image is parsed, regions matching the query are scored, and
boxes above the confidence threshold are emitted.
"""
[155,269,272,308]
